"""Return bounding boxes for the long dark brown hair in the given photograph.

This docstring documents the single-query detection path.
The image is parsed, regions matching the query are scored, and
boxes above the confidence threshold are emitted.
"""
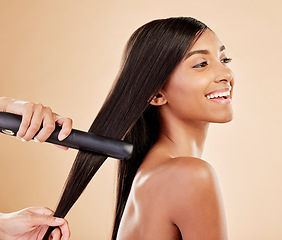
[43,17,207,239]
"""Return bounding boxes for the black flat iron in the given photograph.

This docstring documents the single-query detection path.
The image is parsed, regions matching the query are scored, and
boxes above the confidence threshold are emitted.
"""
[0,112,132,160]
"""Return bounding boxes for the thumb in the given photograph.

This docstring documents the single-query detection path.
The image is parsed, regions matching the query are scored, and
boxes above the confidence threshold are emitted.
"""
[30,214,66,227]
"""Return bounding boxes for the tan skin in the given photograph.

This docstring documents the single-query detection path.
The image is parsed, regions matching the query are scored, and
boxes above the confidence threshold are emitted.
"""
[0,98,72,239]
[117,29,234,239]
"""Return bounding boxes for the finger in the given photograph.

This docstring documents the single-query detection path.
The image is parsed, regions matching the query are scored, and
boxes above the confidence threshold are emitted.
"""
[34,108,56,142]
[16,104,33,140]
[52,144,69,151]
[26,207,54,216]
[58,221,70,240]
[55,116,72,141]
[22,104,44,141]
[50,227,62,240]
[27,213,66,227]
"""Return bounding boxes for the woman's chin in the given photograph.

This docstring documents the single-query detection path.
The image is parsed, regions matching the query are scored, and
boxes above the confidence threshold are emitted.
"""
[215,114,233,123]
[209,111,234,124]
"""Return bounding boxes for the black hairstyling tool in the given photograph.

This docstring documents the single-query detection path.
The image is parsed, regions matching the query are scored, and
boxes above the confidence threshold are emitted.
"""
[0,111,132,160]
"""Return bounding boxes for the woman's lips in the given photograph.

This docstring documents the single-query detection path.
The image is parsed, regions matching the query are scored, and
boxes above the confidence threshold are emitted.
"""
[205,87,232,104]
[205,87,231,97]
[207,96,232,104]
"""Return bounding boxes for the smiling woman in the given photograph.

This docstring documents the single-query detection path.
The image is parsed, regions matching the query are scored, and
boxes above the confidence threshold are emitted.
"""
[43,17,234,240]
[161,29,234,125]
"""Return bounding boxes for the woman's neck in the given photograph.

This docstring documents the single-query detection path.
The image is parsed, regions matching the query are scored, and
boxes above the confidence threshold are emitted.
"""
[157,117,210,159]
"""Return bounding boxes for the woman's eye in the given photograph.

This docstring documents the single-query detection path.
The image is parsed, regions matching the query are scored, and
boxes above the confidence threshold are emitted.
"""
[221,58,232,64]
[193,61,208,68]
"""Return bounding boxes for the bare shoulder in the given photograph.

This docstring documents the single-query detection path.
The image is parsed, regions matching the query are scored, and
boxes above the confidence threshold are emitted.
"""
[166,156,215,177]
[161,156,221,206]
[134,157,217,204]
[166,157,217,189]
[135,157,215,192]
[157,157,219,203]
[134,157,227,239]
[167,157,227,239]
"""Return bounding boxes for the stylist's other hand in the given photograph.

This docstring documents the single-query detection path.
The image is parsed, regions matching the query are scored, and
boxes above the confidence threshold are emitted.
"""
[0,207,70,240]
[0,97,72,149]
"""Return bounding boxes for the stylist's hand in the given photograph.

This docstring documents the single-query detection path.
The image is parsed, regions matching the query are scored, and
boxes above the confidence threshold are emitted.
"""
[0,97,72,149]
[0,207,70,240]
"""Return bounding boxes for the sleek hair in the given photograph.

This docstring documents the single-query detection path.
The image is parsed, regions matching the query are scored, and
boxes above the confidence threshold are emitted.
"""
[43,17,207,239]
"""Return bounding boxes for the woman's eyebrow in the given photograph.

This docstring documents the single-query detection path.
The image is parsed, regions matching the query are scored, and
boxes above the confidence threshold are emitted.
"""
[185,45,226,59]
[220,45,226,52]
[185,49,209,59]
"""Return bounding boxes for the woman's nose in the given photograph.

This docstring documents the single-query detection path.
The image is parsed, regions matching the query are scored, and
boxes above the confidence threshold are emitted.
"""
[214,63,234,84]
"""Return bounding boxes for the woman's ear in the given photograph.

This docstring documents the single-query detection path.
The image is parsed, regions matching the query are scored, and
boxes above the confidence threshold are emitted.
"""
[150,91,167,106]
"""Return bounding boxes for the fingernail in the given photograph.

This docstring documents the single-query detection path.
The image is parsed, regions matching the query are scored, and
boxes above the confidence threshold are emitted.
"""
[58,134,66,141]
[34,137,40,143]
[55,218,65,224]
[21,138,26,142]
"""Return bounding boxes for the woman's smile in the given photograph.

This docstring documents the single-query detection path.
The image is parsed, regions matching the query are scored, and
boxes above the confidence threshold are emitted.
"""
[205,87,232,104]
[159,29,235,124]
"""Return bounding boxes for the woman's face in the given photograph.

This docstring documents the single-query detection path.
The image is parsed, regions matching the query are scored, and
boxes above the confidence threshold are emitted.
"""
[162,29,234,124]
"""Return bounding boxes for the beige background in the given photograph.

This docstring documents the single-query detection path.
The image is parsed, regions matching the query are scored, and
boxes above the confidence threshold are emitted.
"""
[0,0,282,239]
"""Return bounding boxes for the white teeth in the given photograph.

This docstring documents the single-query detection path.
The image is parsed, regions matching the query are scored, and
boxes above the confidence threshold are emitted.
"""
[206,91,230,99]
